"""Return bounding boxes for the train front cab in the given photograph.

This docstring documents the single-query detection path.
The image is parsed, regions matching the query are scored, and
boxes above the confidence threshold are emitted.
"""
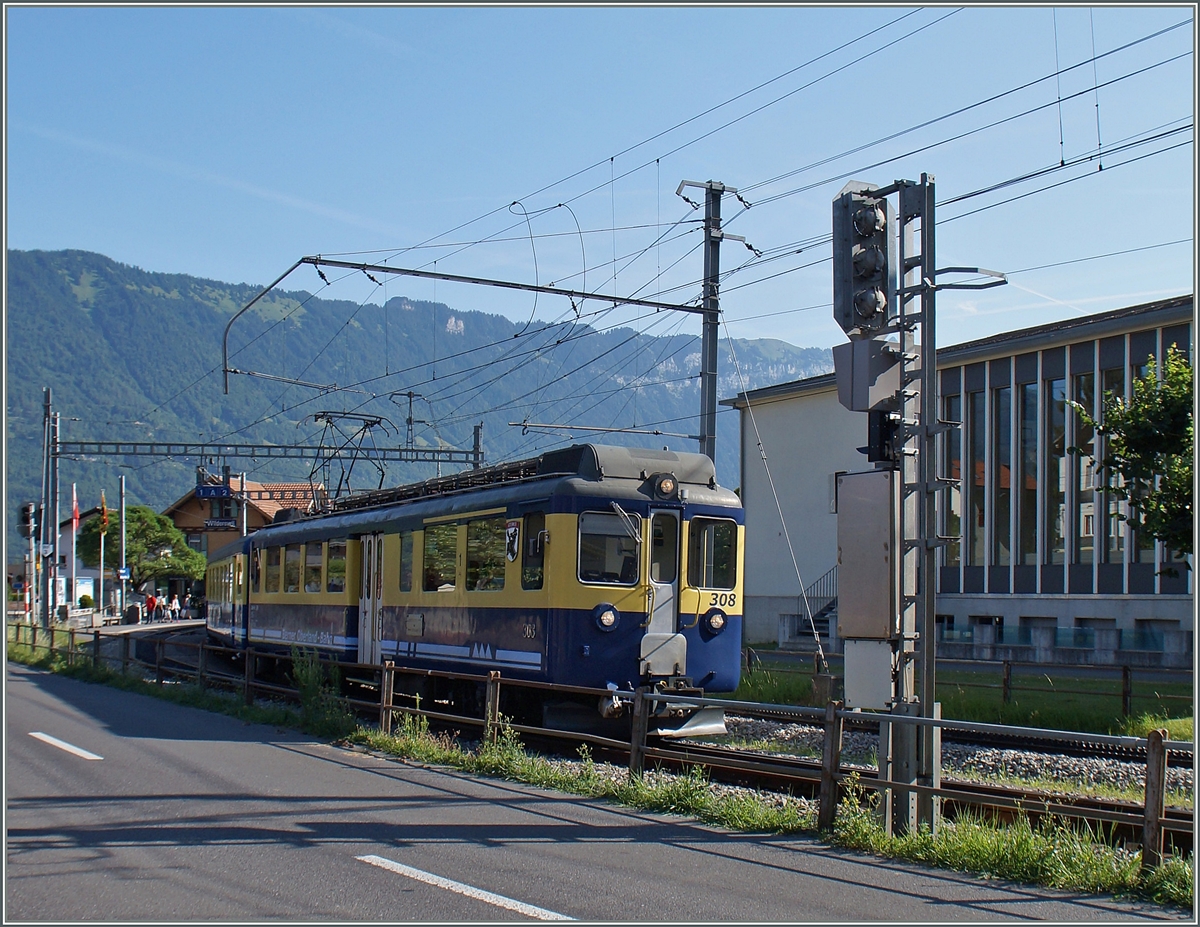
[548,470,744,737]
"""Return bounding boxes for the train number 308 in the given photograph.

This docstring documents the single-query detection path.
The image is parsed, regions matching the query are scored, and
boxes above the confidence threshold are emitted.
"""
[709,592,736,608]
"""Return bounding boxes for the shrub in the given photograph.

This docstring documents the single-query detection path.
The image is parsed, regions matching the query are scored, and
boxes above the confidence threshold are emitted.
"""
[289,647,355,738]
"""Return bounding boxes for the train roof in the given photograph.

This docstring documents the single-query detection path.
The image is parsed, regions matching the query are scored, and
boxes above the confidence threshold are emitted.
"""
[208,443,736,555]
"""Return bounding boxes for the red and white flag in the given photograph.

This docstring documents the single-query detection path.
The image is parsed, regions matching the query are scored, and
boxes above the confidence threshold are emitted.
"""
[72,484,79,532]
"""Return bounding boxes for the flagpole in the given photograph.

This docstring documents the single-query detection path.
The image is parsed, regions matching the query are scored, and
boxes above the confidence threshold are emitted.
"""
[99,490,107,620]
[71,482,78,610]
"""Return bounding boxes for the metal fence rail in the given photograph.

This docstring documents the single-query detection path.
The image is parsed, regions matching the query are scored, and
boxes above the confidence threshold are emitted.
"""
[6,620,1191,870]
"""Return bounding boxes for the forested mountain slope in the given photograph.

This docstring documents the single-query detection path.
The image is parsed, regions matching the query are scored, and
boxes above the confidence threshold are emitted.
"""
[6,249,832,554]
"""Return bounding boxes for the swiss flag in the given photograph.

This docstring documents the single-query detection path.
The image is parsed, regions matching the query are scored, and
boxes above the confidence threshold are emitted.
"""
[72,485,79,532]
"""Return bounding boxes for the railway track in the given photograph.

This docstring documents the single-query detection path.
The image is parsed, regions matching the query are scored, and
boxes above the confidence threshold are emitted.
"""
[821,710,1194,767]
[519,731,1195,857]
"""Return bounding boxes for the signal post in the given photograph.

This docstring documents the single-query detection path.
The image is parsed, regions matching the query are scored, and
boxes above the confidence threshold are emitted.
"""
[830,175,1004,835]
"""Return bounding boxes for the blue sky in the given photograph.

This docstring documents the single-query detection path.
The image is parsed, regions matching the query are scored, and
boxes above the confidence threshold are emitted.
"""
[6,5,1195,351]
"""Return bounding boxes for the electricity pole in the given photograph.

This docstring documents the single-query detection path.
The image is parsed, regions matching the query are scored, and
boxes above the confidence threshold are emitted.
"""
[677,180,746,462]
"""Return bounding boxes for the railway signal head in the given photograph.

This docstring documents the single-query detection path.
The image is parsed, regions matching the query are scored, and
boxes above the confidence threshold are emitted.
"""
[833,181,896,336]
[19,502,37,538]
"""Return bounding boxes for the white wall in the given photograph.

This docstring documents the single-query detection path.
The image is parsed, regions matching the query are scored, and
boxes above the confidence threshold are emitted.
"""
[739,384,865,642]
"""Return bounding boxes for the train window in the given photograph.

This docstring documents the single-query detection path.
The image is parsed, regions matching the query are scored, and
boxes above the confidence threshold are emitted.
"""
[578,511,640,585]
[687,518,738,590]
[249,551,260,591]
[304,543,323,593]
[423,523,458,591]
[522,512,545,590]
[399,531,413,592]
[284,544,302,593]
[467,517,506,591]
[326,540,346,593]
[266,548,282,593]
[650,514,678,584]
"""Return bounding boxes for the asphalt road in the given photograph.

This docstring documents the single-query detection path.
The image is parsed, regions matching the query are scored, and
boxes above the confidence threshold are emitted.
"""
[5,662,1186,922]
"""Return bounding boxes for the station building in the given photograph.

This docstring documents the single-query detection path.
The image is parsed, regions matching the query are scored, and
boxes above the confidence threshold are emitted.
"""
[162,473,326,558]
[723,294,1193,665]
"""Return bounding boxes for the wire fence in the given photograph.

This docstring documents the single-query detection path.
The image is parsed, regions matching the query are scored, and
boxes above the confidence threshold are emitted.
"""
[743,648,1193,718]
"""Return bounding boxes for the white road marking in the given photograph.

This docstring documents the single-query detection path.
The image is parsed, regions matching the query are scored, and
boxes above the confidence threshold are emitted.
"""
[356,854,573,921]
[29,731,103,761]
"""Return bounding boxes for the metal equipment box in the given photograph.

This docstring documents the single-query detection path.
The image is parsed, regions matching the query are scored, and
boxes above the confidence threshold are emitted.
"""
[836,469,899,639]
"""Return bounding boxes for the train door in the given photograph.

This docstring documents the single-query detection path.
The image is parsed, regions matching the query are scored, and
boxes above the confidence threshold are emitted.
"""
[640,510,686,678]
[358,533,385,664]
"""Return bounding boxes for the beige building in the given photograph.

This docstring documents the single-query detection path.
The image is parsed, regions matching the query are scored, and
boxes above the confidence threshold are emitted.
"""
[724,295,1193,665]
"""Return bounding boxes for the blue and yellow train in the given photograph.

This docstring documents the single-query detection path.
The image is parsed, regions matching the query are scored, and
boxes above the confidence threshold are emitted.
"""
[206,443,743,727]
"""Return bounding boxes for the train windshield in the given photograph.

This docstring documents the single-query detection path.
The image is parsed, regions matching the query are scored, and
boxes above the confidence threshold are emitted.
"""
[688,517,738,590]
[579,511,641,585]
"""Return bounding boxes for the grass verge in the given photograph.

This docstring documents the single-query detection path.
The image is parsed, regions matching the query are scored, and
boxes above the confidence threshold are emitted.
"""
[832,772,1194,910]
[351,718,814,836]
[8,642,1193,911]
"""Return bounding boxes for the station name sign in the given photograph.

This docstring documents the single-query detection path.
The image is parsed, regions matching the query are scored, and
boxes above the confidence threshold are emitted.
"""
[204,518,239,529]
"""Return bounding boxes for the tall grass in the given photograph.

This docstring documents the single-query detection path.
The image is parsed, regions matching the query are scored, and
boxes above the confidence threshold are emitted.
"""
[289,646,356,738]
[832,773,1193,909]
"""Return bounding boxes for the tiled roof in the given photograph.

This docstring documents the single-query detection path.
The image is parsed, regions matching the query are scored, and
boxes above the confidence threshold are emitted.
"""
[161,477,325,520]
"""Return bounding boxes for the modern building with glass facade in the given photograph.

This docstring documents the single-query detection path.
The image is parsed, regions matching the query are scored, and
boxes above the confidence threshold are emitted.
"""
[725,295,1193,662]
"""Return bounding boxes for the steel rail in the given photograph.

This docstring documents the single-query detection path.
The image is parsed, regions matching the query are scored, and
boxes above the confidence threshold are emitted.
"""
[642,691,1195,753]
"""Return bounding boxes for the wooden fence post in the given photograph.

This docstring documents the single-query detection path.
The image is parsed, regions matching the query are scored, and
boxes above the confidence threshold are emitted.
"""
[92,630,101,670]
[243,648,255,705]
[1001,661,1012,704]
[155,639,164,686]
[380,661,395,736]
[49,626,57,661]
[629,687,650,775]
[1122,666,1133,718]
[1141,728,1168,872]
[122,635,130,674]
[68,628,77,666]
[484,671,501,744]
[198,642,208,689]
[818,699,845,831]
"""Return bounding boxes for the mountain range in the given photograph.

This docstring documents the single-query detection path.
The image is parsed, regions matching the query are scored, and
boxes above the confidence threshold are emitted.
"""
[5,248,833,557]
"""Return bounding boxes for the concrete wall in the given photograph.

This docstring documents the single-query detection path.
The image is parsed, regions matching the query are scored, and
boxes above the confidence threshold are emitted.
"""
[936,593,1194,630]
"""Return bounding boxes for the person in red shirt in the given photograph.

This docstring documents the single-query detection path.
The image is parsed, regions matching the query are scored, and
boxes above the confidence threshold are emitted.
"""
[144,592,157,624]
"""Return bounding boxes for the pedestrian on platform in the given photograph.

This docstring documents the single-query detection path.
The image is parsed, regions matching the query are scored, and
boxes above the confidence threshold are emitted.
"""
[144,592,157,624]
[169,594,181,621]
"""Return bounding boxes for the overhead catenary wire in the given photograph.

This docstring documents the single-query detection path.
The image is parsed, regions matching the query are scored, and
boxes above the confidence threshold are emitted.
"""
[223,18,1180,417]
[124,13,1189,471]
[343,8,936,275]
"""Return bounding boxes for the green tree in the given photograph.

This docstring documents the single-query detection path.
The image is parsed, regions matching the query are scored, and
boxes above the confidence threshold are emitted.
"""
[1074,345,1193,564]
[77,504,206,588]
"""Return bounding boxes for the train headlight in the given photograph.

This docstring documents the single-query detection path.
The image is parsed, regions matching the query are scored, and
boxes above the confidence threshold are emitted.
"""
[654,473,677,499]
[593,603,620,632]
[704,608,727,634]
